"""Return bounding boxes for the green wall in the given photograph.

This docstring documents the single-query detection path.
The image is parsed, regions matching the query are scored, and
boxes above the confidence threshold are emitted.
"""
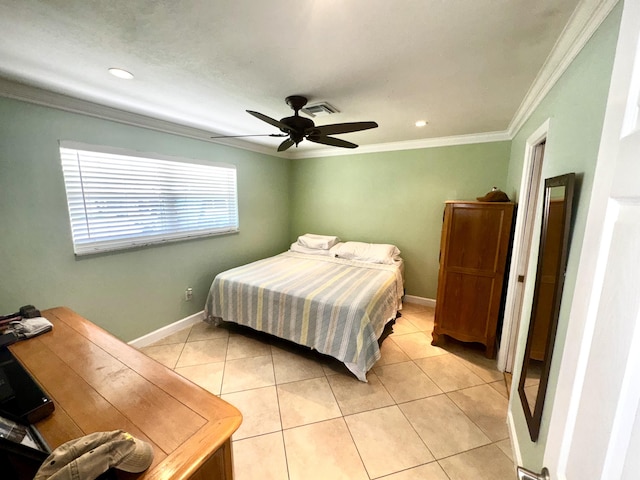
[289,142,511,298]
[506,2,622,468]
[0,97,290,340]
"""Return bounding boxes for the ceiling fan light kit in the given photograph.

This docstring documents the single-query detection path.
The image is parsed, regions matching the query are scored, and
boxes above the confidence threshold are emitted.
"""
[246,95,378,152]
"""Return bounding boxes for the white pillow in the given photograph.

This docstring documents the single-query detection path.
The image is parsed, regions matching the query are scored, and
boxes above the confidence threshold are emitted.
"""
[290,242,333,256]
[330,241,401,264]
[297,233,340,250]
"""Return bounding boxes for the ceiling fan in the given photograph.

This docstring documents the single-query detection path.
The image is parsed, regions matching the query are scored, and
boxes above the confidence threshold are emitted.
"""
[212,96,378,152]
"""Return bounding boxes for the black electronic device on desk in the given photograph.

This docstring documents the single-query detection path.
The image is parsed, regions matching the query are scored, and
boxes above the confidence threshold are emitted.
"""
[0,333,18,348]
[0,348,54,424]
[0,347,54,479]
[0,412,50,479]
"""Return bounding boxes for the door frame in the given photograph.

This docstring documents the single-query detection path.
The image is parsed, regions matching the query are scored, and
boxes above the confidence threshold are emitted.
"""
[497,119,548,373]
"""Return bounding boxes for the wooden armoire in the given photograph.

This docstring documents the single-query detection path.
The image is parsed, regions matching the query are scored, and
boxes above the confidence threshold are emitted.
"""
[432,201,515,358]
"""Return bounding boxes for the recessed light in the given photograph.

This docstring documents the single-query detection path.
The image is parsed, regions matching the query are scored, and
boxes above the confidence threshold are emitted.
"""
[108,68,134,80]
[415,120,427,127]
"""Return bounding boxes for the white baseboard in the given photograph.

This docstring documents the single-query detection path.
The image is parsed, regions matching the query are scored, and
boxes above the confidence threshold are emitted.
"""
[403,295,436,307]
[507,409,523,467]
[128,310,205,348]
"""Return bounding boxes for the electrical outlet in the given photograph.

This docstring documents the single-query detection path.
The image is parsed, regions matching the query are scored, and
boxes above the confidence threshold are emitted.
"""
[185,287,193,301]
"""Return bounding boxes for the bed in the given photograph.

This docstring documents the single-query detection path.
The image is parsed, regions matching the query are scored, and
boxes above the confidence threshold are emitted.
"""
[204,244,404,382]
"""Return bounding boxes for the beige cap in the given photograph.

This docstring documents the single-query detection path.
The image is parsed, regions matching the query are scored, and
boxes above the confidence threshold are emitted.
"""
[34,430,153,480]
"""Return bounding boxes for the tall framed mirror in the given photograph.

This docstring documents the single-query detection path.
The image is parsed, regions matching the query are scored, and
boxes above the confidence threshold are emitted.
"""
[518,172,575,441]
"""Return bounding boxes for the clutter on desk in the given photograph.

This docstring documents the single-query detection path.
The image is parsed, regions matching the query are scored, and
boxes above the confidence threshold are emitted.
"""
[0,305,52,343]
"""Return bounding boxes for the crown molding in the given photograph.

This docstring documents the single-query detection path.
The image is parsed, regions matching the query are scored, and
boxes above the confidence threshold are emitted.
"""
[508,0,620,137]
[292,130,512,159]
[0,77,279,158]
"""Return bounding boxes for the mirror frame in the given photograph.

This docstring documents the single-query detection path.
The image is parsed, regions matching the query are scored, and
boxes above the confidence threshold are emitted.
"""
[518,172,576,441]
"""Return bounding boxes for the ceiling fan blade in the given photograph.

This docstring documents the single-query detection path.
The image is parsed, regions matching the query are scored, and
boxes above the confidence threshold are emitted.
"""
[278,138,295,152]
[307,135,358,149]
[210,133,288,138]
[307,121,378,136]
[247,110,295,132]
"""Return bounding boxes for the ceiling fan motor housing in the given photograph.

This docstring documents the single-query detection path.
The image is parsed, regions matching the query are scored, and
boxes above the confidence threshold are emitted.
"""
[280,115,315,143]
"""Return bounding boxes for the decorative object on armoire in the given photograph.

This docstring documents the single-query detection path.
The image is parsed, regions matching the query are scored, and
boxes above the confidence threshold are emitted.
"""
[476,187,510,202]
[518,173,575,442]
[432,201,515,358]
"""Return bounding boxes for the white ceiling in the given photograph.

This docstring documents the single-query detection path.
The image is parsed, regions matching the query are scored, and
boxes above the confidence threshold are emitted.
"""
[0,0,581,156]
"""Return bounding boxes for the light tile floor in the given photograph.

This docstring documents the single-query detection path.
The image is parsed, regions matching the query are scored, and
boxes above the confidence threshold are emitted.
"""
[140,302,515,480]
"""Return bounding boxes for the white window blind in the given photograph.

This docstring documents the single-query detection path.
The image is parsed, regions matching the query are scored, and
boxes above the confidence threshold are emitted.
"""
[59,143,238,255]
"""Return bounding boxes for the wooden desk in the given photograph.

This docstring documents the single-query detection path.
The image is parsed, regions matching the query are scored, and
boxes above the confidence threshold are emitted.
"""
[8,307,242,480]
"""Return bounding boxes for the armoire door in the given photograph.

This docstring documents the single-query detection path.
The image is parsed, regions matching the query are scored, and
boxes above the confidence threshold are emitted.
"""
[432,201,514,358]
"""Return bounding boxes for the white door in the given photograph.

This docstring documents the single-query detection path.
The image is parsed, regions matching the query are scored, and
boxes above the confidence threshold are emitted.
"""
[538,0,640,478]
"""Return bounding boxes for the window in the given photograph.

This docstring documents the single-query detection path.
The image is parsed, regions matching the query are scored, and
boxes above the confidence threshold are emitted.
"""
[59,142,238,255]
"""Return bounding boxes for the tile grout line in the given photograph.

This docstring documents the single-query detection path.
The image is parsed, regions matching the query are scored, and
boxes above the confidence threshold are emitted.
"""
[394,396,438,463]
[445,381,511,443]
[217,331,232,395]
[170,326,192,370]
[340,415,375,480]
[272,375,292,480]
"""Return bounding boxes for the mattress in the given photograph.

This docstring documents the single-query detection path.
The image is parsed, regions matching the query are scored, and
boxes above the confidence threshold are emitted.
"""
[204,251,404,381]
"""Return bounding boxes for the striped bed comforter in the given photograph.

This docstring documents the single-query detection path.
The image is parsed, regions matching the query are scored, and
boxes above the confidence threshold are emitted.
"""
[204,251,404,381]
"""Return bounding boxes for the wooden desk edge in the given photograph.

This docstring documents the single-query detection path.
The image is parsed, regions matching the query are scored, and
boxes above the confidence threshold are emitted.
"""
[9,307,242,480]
